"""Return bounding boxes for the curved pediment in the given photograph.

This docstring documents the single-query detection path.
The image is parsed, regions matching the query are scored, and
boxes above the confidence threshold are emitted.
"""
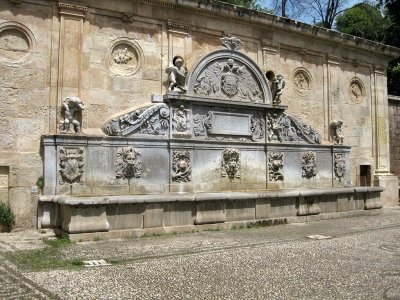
[187,49,272,104]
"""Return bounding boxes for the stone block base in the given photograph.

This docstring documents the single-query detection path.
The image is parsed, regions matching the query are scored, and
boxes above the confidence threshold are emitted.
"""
[38,187,384,240]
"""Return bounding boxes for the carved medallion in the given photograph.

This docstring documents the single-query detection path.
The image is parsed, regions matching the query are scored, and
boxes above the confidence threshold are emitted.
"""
[221,148,241,179]
[334,153,346,181]
[172,150,192,183]
[268,152,284,182]
[193,58,262,102]
[301,151,317,178]
[349,77,365,104]
[102,103,170,136]
[59,147,84,184]
[108,38,143,76]
[267,112,321,144]
[0,22,34,64]
[116,147,142,179]
[292,68,312,97]
[172,105,189,134]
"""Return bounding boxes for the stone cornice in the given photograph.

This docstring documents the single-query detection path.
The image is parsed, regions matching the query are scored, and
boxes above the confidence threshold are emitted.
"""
[135,0,400,59]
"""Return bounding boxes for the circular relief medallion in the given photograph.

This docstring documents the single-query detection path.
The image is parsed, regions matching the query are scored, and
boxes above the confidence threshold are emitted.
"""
[108,38,143,76]
[292,68,312,97]
[0,22,34,64]
[349,77,365,104]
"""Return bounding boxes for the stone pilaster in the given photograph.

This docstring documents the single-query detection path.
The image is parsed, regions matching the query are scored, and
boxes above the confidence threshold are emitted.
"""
[57,3,87,132]
[261,39,280,73]
[372,65,399,207]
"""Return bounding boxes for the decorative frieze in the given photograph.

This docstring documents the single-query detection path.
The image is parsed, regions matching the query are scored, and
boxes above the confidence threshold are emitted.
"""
[171,150,192,183]
[59,96,85,134]
[267,113,321,144]
[250,114,265,142]
[102,103,170,136]
[59,147,84,184]
[221,148,241,179]
[302,151,317,178]
[116,147,142,179]
[167,19,191,33]
[334,153,346,181]
[268,152,284,182]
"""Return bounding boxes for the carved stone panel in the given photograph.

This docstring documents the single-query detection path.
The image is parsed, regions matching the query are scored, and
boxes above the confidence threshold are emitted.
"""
[267,113,321,144]
[334,153,346,181]
[172,105,190,135]
[292,68,312,97]
[193,58,263,102]
[349,77,365,104]
[102,103,170,136]
[171,150,192,183]
[59,147,84,184]
[268,152,284,182]
[331,120,344,145]
[108,38,143,76]
[221,148,241,179]
[193,111,264,142]
[302,151,317,178]
[116,147,142,179]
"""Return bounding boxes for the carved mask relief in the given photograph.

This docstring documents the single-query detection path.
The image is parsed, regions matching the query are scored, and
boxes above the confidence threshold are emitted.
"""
[116,147,142,179]
[221,148,241,179]
[301,151,317,178]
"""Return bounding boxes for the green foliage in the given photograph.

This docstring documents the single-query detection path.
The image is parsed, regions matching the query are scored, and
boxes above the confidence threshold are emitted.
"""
[218,0,271,12]
[36,176,44,191]
[0,202,15,232]
[336,3,387,42]
[43,235,72,248]
[6,236,80,271]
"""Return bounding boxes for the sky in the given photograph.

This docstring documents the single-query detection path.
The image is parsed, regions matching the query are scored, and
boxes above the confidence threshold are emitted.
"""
[256,0,365,25]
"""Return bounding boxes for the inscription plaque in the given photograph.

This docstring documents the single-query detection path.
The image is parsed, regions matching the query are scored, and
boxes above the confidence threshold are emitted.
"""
[210,112,251,136]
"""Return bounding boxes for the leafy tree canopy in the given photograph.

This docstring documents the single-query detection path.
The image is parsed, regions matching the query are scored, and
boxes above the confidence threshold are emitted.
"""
[335,3,387,42]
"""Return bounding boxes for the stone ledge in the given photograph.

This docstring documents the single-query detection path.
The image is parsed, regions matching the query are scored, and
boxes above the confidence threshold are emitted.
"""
[39,186,384,206]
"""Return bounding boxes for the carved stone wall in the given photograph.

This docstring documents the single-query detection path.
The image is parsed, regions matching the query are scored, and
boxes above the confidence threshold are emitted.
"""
[0,0,397,229]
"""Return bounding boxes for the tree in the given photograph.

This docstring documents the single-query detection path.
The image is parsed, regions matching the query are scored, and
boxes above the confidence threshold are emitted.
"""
[335,3,387,42]
[383,0,400,96]
[269,0,307,19]
[306,0,354,28]
[219,0,270,11]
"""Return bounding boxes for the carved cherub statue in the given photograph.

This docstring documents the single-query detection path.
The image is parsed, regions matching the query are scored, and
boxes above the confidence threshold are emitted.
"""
[166,56,187,93]
[330,120,344,145]
[270,74,285,104]
[59,96,85,134]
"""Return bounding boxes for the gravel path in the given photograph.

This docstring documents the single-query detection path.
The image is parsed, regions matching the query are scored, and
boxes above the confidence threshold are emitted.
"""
[1,208,400,299]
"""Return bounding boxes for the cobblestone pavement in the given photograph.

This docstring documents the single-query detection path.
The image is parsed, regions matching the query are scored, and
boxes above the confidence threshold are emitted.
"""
[1,209,400,299]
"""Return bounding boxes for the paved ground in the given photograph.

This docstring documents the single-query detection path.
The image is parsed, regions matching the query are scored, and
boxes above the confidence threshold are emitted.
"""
[1,208,400,299]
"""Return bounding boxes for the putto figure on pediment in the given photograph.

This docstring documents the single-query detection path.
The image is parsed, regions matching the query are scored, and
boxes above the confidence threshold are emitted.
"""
[166,56,188,93]
[59,96,84,134]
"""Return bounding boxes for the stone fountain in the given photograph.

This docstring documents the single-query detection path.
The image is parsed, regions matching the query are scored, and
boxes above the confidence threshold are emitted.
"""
[38,36,383,240]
